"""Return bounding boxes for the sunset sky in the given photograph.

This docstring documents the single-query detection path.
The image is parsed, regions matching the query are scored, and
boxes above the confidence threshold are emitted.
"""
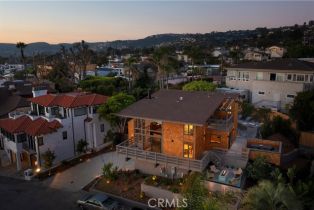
[1,1,314,44]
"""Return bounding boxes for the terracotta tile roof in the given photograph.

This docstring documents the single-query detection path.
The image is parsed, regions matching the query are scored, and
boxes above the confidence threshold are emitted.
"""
[0,115,62,136]
[30,92,108,108]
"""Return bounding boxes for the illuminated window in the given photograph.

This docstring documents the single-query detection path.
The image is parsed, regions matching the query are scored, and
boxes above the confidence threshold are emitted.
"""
[210,135,222,144]
[183,143,193,158]
[184,124,194,135]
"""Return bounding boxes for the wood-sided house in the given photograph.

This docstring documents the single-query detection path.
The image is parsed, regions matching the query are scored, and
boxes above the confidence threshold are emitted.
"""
[116,89,239,176]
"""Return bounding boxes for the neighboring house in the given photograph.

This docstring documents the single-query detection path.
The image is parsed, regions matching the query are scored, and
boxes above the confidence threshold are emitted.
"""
[244,51,268,61]
[0,92,110,171]
[226,59,314,111]
[116,90,243,178]
[36,65,53,79]
[2,80,56,98]
[265,46,286,58]
[0,88,30,119]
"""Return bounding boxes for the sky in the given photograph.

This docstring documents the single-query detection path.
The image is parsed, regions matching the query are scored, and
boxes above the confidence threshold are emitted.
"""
[0,1,314,44]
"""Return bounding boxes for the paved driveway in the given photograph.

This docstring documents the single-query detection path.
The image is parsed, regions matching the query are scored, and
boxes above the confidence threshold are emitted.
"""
[0,176,84,210]
[42,151,134,192]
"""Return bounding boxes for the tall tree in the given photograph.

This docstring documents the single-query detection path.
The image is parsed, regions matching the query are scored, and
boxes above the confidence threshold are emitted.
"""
[289,90,314,131]
[124,56,138,91]
[98,93,135,134]
[16,42,27,72]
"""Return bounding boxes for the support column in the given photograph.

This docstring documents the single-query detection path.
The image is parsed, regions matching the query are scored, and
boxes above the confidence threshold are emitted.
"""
[16,152,21,171]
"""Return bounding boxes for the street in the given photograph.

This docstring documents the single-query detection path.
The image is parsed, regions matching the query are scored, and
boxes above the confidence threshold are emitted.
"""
[0,176,83,210]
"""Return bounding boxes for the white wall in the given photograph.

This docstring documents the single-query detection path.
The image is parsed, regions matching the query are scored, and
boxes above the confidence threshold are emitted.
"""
[39,127,75,166]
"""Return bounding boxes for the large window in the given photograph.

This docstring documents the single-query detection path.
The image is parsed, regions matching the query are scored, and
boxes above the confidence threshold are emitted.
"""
[270,73,276,81]
[210,134,222,144]
[184,124,194,136]
[51,107,60,116]
[256,72,263,80]
[276,73,285,81]
[17,134,26,143]
[183,143,193,158]
[297,74,305,82]
[74,107,87,117]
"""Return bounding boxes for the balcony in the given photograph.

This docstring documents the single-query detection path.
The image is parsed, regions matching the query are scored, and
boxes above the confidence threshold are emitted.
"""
[208,115,233,131]
[116,140,214,172]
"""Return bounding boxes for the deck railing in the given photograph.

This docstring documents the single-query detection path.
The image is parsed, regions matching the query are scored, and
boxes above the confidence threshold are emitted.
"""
[208,115,233,131]
[116,140,214,172]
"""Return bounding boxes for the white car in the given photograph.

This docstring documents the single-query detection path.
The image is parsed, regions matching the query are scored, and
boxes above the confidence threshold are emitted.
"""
[77,193,119,210]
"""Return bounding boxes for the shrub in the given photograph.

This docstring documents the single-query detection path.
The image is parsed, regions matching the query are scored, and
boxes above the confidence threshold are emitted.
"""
[76,139,88,154]
[42,149,56,169]
[102,162,118,181]
[246,156,272,181]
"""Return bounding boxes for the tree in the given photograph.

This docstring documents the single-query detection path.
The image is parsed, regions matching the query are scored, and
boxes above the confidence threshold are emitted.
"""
[289,90,314,131]
[16,42,27,69]
[246,156,272,181]
[182,80,216,91]
[76,139,88,154]
[260,116,298,145]
[180,173,208,210]
[98,93,135,135]
[124,56,138,91]
[241,180,302,210]
[42,149,56,169]
[150,46,176,89]
[47,61,75,93]
[240,101,255,119]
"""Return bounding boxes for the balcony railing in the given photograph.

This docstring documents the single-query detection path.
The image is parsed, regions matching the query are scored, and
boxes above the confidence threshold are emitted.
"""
[116,140,214,172]
[208,115,233,131]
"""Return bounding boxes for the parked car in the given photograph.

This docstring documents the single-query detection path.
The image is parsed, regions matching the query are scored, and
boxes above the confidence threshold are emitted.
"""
[77,193,118,210]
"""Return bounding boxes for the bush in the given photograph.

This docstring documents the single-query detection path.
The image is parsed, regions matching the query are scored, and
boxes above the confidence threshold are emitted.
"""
[246,156,273,181]
[42,149,56,169]
[182,80,216,91]
[104,130,123,145]
[240,101,255,119]
[102,162,118,181]
[76,139,88,154]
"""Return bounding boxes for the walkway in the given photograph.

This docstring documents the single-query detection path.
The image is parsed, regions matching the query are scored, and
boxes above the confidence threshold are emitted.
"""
[42,151,134,192]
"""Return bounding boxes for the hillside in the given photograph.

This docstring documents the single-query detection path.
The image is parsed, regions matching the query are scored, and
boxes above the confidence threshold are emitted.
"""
[0,22,312,57]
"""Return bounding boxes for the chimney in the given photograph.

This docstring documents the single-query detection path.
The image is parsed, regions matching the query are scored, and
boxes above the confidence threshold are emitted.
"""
[32,86,47,98]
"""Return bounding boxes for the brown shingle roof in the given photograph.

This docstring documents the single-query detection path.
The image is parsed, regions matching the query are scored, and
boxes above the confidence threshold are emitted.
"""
[229,58,314,71]
[0,88,30,118]
[117,89,236,125]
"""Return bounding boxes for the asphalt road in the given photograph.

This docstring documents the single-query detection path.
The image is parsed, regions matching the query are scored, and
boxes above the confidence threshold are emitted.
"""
[0,176,84,210]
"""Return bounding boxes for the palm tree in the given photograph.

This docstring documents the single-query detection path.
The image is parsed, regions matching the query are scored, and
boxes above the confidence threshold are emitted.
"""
[16,42,27,71]
[150,47,176,89]
[124,56,138,91]
[241,180,302,210]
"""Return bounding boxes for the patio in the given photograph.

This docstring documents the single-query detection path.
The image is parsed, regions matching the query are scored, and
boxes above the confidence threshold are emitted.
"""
[204,164,244,189]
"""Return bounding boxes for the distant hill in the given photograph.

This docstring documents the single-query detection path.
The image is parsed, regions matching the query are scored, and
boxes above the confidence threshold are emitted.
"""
[0,21,312,57]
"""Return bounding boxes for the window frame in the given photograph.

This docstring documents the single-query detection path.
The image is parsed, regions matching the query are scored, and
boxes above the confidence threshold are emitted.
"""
[183,124,194,136]
[62,131,67,140]
[183,142,193,159]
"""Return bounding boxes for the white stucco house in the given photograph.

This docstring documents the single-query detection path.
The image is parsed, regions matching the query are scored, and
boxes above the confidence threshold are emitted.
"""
[265,46,286,58]
[226,58,314,111]
[0,90,111,171]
